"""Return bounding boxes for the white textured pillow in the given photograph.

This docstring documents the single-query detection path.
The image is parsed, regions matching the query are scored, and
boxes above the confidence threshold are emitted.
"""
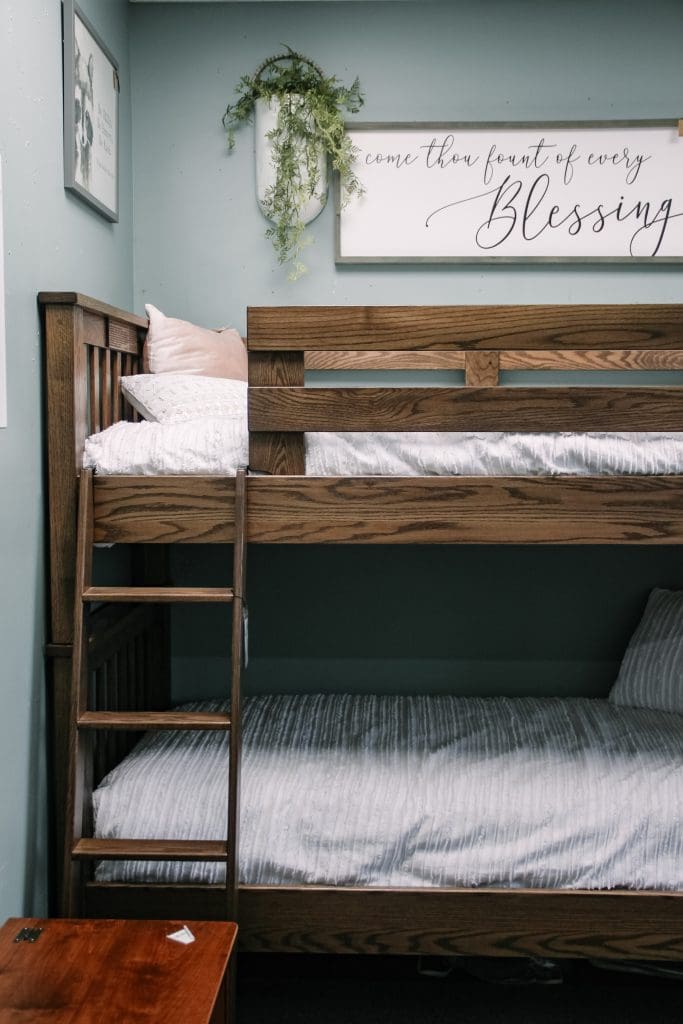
[143,303,247,380]
[609,588,683,714]
[121,374,247,423]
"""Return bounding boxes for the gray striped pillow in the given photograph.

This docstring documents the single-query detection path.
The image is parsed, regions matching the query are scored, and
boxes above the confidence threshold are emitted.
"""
[609,589,683,714]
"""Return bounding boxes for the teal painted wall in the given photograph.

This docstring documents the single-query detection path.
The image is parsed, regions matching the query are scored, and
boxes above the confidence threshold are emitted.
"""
[0,0,133,920]
[128,1,683,701]
[1,0,683,915]
[130,0,683,328]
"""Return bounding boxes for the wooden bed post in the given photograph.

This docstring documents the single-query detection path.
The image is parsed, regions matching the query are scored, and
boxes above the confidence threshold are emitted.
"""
[42,299,88,911]
[248,351,305,474]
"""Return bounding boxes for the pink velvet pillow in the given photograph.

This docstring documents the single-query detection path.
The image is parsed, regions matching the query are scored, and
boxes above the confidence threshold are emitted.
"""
[143,304,247,381]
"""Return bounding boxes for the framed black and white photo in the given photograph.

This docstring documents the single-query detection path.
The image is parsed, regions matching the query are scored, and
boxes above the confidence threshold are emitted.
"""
[63,0,119,222]
[336,121,683,264]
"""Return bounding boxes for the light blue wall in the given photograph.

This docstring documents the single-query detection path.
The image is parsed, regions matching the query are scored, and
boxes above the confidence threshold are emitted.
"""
[1,1,682,915]
[129,1,683,701]
[0,0,133,920]
[130,0,683,330]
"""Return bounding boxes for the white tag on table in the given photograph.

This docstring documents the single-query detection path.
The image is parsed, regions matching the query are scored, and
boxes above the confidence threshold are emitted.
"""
[167,925,195,945]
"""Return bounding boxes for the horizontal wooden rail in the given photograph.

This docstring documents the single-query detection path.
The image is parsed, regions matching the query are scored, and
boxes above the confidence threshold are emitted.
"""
[82,586,234,603]
[73,839,228,861]
[247,304,683,350]
[39,291,148,329]
[249,386,683,432]
[304,349,683,372]
[89,476,683,545]
[78,711,231,731]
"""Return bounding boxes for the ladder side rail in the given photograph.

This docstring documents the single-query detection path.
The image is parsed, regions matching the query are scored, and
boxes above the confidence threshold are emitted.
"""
[227,469,247,921]
[62,469,94,917]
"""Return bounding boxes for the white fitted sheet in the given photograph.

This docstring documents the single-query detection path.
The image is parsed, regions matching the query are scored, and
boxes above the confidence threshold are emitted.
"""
[92,694,683,890]
[83,418,683,477]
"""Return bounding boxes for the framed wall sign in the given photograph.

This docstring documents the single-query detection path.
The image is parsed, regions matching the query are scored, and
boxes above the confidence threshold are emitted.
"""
[63,0,119,221]
[336,121,683,264]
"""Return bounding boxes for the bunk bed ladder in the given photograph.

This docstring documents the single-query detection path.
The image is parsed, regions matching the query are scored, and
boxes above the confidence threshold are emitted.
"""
[62,468,247,920]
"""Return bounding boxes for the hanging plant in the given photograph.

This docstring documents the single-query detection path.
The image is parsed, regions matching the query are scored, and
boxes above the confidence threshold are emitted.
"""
[222,48,364,279]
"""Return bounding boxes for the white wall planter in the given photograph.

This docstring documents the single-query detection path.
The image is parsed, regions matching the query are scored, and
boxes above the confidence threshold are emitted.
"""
[254,95,327,226]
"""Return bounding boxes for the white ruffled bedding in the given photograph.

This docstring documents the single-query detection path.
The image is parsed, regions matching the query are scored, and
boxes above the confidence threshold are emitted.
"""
[92,693,683,890]
[83,418,683,476]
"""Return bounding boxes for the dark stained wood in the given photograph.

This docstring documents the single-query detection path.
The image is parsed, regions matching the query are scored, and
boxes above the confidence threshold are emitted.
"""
[82,311,106,348]
[82,586,234,603]
[108,318,142,354]
[465,351,500,386]
[501,348,683,371]
[249,351,305,474]
[237,886,683,961]
[247,304,683,351]
[73,839,228,861]
[81,886,683,962]
[246,476,683,544]
[93,477,237,543]
[227,469,247,922]
[85,884,231,922]
[77,711,231,731]
[305,351,466,371]
[39,291,149,329]
[88,474,683,546]
[63,470,95,915]
[250,385,683,433]
[0,917,236,1024]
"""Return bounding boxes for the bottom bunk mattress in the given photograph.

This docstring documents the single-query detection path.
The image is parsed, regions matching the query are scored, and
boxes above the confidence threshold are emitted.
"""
[92,694,683,890]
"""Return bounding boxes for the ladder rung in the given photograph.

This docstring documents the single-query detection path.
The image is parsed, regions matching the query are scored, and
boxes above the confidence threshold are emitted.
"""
[82,586,234,603]
[72,839,229,862]
[77,711,231,731]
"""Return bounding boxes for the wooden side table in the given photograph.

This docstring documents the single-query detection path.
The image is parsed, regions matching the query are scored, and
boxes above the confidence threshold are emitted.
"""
[0,917,237,1023]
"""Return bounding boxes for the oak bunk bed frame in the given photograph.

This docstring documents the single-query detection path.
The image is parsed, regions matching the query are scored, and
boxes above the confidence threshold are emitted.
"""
[41,292,683,962]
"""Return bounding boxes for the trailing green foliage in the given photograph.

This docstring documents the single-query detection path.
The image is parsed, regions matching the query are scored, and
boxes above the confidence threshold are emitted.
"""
[222,49,364,279]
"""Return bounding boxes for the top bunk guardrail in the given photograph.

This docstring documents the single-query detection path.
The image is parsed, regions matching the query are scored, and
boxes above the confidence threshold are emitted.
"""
[246,304,683,475]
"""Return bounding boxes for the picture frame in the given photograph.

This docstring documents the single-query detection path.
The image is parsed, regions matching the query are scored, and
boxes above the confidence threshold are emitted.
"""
[63,0,119,222]
[336,120,683,264]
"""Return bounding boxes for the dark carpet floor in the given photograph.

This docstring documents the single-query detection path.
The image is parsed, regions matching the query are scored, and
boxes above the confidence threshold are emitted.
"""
[237,955,682,1024]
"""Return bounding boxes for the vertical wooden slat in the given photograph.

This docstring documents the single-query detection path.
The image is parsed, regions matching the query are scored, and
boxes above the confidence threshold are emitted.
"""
[102,349,112,429]
[248,352,305,474]
[89,347,101,434]
[465,351,500,386]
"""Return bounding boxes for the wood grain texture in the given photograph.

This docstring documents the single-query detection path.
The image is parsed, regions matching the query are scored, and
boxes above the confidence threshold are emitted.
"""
[246,476,683,544]
[92,477,237,544]
[236,886,683,961]
[249,351,305,474]
[82,586,234,603]
[304,351,467,371]
[77,711,231,731]
[247,304,683,351]
[0,917,236,1024]
[90,475,683,546]
[81,886,683,962]
[73,839,228,861]
[249,386,683,432]
[500,349,683,370]
[38,291,149,329]
[465,351,500,386]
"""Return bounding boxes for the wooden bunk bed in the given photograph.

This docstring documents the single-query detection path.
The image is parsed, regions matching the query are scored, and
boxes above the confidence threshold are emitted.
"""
[41,292,683,961]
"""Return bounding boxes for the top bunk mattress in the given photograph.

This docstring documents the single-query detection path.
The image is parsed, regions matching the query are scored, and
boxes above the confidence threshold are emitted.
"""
[83,418,683,477]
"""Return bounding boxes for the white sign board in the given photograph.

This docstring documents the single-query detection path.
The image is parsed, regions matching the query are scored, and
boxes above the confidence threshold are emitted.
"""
[337,122,683,263]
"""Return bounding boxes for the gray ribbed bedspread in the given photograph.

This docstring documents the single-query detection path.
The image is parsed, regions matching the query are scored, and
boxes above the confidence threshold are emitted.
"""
[92,694,683,889]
